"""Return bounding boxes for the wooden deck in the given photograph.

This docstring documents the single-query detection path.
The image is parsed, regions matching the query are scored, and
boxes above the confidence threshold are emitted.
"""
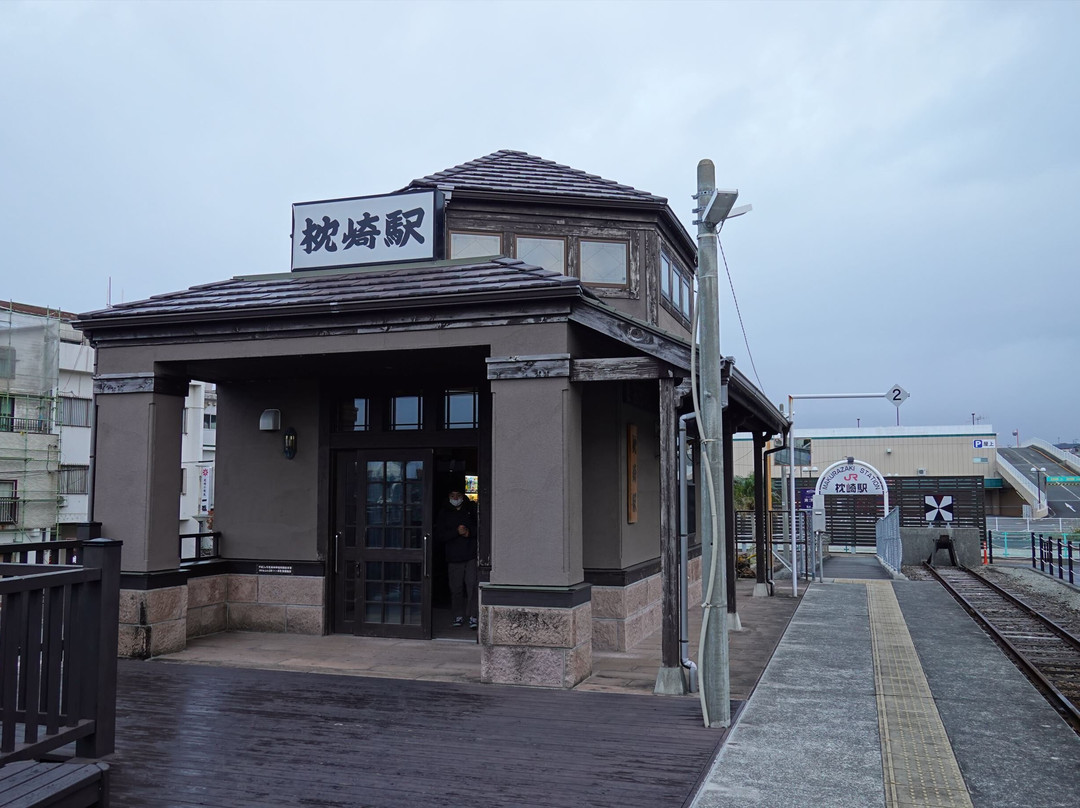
[108,660,733,807]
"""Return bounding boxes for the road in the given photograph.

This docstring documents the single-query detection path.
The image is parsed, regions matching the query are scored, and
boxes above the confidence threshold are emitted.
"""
[999,446,1080,517]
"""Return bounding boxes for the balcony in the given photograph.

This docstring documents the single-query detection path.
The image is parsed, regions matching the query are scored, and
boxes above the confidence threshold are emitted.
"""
[0,415,52,434]
[0,497,17,524]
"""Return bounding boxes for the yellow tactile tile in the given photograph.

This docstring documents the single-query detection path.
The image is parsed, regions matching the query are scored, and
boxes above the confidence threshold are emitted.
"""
[867,582,974,808]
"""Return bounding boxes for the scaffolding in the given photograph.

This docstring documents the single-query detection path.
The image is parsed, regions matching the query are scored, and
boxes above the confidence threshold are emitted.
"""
[0,303,63,542]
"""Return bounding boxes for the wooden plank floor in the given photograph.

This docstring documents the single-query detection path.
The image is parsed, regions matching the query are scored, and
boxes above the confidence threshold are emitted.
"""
[109,661,732,807]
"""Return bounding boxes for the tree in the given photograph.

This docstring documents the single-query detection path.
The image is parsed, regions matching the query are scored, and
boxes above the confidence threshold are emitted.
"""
[732,475,755,512]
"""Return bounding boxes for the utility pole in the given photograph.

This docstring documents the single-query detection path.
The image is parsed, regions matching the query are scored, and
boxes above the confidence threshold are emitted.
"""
[694,160,739,729]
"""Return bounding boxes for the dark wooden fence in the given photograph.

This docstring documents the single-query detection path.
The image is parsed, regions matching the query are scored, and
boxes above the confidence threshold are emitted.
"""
[0,538,121,764]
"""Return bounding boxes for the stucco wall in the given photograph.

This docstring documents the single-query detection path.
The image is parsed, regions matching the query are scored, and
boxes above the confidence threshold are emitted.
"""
[489,374,583,587]
[215,382,321,561]
[581,384,621,570]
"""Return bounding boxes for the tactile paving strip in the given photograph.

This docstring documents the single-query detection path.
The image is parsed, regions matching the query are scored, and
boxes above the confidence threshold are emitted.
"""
[866,581,974,808]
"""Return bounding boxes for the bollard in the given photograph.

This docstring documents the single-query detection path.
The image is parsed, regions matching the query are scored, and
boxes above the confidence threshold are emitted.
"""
[1058,537,1064,580]
[1069,541,1074,586]
[1031,532,1037,569]
[987,529,994,565]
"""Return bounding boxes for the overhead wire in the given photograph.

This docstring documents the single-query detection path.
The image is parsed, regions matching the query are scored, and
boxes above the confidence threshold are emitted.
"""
[716,223,767,397]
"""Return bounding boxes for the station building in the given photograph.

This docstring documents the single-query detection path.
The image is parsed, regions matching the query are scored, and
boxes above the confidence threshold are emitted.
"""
[74,151,786,688]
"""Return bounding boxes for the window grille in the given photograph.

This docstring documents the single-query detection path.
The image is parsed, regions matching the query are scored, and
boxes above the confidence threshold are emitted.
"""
[58,396,92,427]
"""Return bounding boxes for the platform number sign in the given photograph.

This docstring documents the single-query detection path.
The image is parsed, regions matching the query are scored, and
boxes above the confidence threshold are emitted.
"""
[925,495,954,523]
[886,384,909,407]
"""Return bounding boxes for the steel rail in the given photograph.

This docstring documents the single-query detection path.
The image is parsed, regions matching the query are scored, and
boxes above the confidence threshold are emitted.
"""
[925,563,1080,733]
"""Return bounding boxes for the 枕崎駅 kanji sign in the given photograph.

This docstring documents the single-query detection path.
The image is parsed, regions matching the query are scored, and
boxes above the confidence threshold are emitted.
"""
[291,189,443,271]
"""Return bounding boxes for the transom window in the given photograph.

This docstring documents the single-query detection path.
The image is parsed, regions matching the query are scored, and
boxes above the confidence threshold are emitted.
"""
[444,389,478,429]
[390,395,423,431]
[338,398,370,431]
[450,231,502,260]
[580,239,628,286]
[515,236,566,275]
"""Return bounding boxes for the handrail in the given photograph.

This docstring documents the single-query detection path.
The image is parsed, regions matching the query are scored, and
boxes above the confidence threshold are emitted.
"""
[0,538,121,764]
[179,530,221,562]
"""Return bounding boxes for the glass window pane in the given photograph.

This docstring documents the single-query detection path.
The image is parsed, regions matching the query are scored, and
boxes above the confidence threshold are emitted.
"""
[445,389,478,429]
[661,254,671,300]
[405,460,423,481]
[516,236,565,274]
[366,462,384,482]
[680,276,692,317]
[581,240,628,286]
[386,463,404,483]
[366,561,382,581]
[391,395,422,430]
[339,398,367,431]
[450,231,502,259]
[365,527,384,548]
[385,527,403,548]
[365,603,383,622]
[385,604,403,624]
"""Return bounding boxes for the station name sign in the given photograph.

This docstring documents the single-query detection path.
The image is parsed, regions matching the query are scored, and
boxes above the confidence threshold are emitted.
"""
[817,463,887,496]
[291,189,444,272]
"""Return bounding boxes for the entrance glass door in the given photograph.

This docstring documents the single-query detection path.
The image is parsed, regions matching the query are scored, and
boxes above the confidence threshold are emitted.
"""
[334,450,431,638]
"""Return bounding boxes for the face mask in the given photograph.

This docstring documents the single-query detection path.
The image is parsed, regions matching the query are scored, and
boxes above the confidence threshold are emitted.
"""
[449,497,464,508]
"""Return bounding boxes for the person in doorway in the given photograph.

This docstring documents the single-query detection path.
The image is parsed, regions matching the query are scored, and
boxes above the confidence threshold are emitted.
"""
[434,483,478,629]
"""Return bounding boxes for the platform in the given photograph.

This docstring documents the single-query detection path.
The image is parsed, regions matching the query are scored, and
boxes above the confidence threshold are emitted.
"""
[691,566,1080,808]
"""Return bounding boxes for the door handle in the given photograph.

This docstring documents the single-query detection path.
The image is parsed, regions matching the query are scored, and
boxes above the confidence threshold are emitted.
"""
[423,534,429,578]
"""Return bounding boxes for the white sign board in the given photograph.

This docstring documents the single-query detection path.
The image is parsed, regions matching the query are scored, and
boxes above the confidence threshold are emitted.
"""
[817,462,888,496]
[199,466,214,515]
[886,384,909,407]
[291,189,442,271]
[973,439,996,449]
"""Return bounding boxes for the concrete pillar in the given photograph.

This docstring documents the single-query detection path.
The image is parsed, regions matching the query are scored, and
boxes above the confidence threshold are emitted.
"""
[481,356,590,687]
[93,371,188,656]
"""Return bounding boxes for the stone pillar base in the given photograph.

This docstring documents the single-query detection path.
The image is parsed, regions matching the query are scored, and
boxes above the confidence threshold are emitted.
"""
[479,584,592,688]
[118,586,188,658]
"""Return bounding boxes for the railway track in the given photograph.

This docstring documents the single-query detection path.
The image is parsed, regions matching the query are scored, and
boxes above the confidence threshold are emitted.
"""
[925,563,1080,733]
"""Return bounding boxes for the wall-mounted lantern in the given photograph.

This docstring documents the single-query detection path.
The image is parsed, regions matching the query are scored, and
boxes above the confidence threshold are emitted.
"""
[283,427,297,459]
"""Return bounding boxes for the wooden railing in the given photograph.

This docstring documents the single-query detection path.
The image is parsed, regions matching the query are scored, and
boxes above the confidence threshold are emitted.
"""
[0,538,121,764]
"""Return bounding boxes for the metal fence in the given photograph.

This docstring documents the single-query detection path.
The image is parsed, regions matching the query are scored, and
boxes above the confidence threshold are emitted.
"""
[876,507,902,574]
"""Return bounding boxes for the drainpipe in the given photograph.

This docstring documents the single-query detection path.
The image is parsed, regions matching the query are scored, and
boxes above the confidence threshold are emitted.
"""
[679,413,698,693]
[762,437,788,596]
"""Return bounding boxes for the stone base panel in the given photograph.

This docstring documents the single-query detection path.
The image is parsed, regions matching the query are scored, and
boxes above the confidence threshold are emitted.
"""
[480,601,592,688]
[117,574,325,658]
[590,572,662,652]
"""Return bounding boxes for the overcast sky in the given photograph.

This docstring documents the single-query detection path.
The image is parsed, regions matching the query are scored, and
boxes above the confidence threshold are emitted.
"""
[2,0,1077,442]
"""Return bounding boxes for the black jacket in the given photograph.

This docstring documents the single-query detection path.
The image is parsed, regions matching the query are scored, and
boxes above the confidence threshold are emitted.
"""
[434,499,478,563]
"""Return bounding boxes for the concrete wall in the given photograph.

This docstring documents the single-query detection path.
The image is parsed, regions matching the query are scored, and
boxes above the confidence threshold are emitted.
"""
[900,527,981,567]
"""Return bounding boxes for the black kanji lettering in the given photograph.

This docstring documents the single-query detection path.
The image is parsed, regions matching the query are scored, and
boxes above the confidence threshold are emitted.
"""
[301,216,340,253]
[384,207,426,247]
[342,213,381,250]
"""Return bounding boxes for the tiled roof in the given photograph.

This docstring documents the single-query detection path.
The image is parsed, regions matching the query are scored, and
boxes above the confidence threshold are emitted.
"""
[75,258,581,324]
[407,150,667,204]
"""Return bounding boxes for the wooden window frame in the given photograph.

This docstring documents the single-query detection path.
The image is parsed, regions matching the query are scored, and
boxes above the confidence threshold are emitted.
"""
[579,238,629,288]
[659,249,693,327]
[448,230,503,260]
[513,234,568,275]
